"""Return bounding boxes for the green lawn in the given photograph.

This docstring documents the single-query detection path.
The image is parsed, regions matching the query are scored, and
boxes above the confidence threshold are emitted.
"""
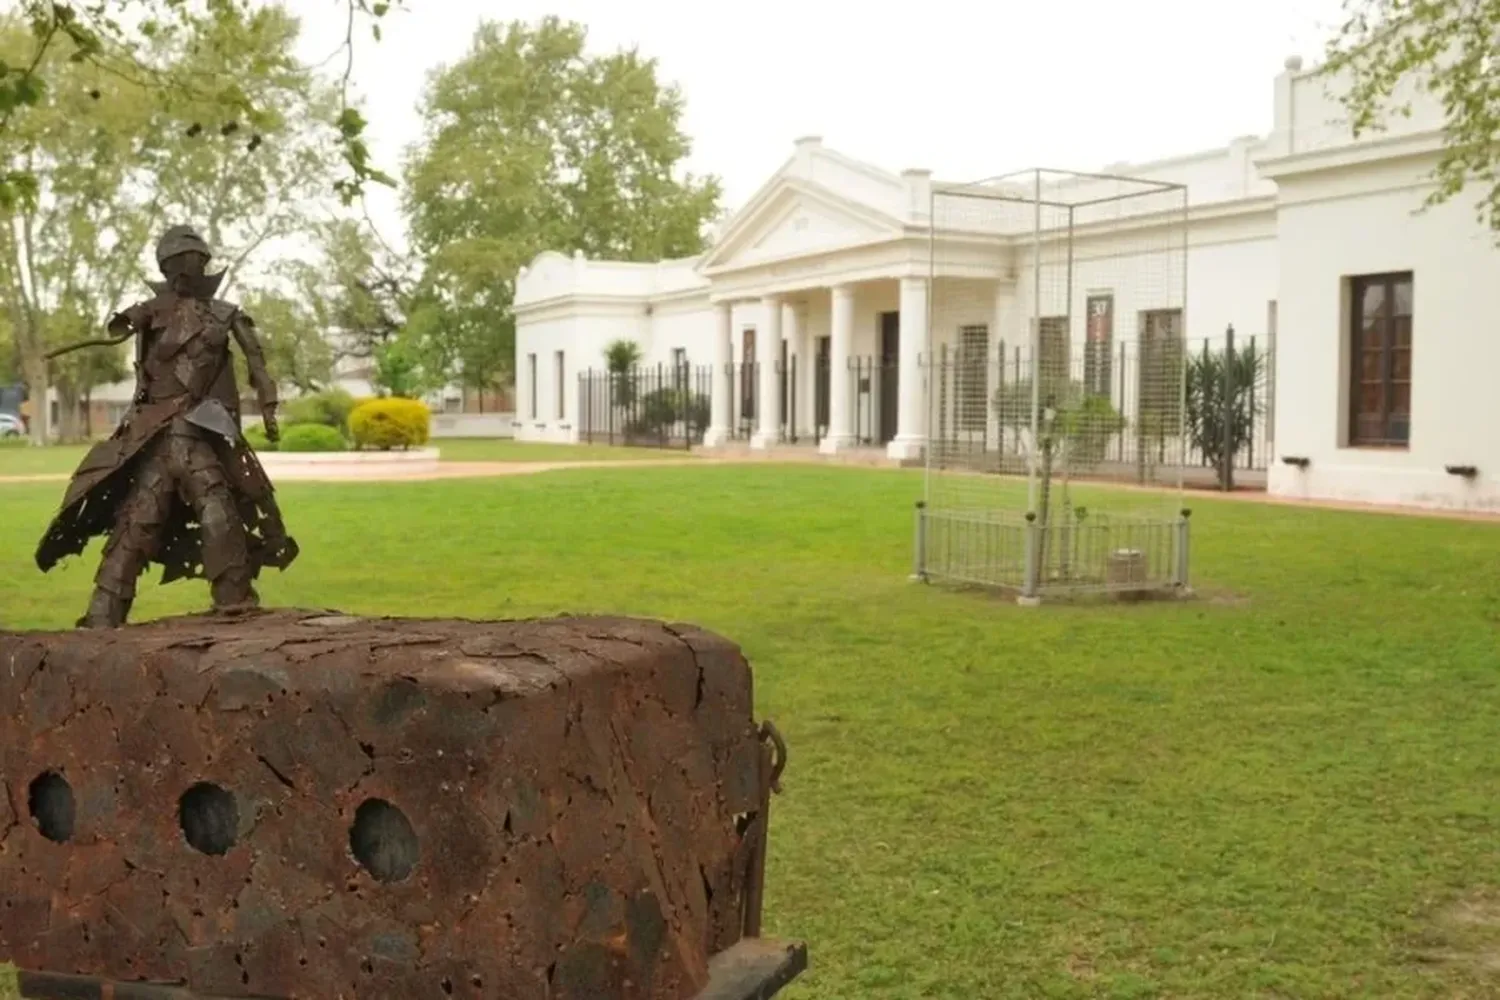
[0,441,87,476]
[0,437,687,477]
[2,464,1499,998]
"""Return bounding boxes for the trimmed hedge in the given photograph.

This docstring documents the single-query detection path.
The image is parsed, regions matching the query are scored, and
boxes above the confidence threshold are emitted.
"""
[242,423,276,452]
[281,388,357,433]
[277,423,348,453]
[349,397,431,451]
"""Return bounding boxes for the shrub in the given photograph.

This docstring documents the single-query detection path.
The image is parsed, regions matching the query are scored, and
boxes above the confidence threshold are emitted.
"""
[637,387,710,429]
[278,423,348,453]
[242,423,276,452]
[1185,344,1266,469]
[349,397,431,451]
[281,387,357,433]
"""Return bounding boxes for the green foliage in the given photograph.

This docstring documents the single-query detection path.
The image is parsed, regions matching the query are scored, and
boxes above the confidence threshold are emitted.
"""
[281,387,357,434]
[992,380,1124,469]
[630,386,709,436]
[349,396,430,450]
[1325,0,1500,234]
[5,467,1500,998]
[1184,342,1267,468]
[0,1,404,209]
[402,17,723,396]
[372,335,433,399]
[605,339,643,374]
[242,422,275,451]
[277,422,347,452]
[240,219,413,396]
[0,4,347,444]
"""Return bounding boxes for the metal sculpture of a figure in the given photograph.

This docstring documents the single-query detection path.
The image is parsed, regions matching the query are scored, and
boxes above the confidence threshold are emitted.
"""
[35,225,299,628]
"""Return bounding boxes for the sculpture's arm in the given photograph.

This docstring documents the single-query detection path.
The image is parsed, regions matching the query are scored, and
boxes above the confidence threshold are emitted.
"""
[230,308,277,412]
[230,308,280,439]
[107,303,151,404]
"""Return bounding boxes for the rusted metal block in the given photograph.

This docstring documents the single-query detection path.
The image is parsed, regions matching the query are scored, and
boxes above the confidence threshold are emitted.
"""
[0,610,792,999]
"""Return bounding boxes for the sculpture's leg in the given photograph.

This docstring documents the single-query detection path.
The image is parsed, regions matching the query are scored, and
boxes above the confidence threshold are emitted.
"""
[81,449,173,628]
[171,429,255,613]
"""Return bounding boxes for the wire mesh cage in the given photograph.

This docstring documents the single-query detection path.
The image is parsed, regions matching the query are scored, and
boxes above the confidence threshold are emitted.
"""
[916,168,1192,601]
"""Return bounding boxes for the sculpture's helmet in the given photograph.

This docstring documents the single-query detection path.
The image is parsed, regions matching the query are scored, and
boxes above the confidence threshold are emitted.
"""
[155,225,213,266]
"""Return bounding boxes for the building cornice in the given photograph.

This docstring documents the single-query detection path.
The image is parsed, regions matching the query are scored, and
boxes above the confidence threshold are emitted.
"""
[1254,128,1445,181]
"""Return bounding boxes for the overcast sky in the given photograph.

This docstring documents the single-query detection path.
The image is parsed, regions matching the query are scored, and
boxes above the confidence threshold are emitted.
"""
[291,0,1346,251]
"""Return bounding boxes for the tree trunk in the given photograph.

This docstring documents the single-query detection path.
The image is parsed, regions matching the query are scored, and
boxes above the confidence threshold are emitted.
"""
[21,351,50,445]
[56,382,81,443]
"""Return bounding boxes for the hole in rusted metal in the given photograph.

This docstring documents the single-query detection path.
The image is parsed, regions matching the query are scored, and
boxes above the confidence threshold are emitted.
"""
[179,782,240,855]
[350,798,419,883]
[28,770,76,843]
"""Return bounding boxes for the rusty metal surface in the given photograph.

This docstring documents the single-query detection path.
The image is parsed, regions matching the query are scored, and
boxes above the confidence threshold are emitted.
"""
[13,938,807,1000]
[0,610,775,999]
[34,225,294,629]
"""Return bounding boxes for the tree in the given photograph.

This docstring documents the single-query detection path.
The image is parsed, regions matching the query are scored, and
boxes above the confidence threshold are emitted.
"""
[604,338,643,374]
[0,0,402,209]
[1324,0,1500,234]
[1184,341,1268,471]
[402,17,722,399]
[236,286,336,395]
[241,217,413,396]
[0,5,342,443]
[0,3,343,440]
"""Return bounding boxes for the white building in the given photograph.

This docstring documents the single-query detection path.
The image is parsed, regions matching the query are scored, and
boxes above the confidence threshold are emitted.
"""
[513,56,1500,512]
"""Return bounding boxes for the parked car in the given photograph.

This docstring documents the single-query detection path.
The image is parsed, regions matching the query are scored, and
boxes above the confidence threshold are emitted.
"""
[0,412,26,438]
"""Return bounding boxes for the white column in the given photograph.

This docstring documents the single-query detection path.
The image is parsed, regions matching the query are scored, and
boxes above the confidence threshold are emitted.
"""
[751,295,782,449]
[889,276,928,460]
[820,284,856,453]
[704,301,733,446]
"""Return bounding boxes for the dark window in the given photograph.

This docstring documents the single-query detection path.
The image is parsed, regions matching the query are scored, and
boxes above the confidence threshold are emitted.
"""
[1138,308,1184,423]
[956,324,989,431]
[554,350,565,420]
[1348,272,1412,447]
[1036,316,1070,407]
[1084,293,1114,397]
[527,353,537,419]
[741,328,756,419]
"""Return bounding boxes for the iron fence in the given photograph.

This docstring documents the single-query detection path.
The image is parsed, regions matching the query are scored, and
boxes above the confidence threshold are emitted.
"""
[926,327,1274,489]
[578,364,713,449]
[915,505,1190,597]
[722,357,898,448]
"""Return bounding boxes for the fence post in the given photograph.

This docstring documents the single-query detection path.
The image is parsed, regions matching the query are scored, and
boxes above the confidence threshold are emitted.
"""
[1220,324,1235,492]
[1174,507,1192,591]
[582,371,591,444]
[911,501,928,582]
[1020,511,1041,604]
[1247,334,1257,470]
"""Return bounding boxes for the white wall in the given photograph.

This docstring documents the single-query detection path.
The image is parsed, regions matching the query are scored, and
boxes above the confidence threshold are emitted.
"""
[997,226,1276,352]
[1268,158,1500,511]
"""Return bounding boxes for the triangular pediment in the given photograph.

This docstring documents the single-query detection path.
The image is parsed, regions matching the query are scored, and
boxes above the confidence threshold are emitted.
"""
[700,177,905,272]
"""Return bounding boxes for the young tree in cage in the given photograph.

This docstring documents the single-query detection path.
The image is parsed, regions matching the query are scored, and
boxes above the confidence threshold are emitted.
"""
[993,377,1124,580]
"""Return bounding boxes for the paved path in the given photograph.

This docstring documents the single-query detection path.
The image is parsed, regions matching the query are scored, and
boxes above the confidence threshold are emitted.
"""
[2,456,1497,524]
